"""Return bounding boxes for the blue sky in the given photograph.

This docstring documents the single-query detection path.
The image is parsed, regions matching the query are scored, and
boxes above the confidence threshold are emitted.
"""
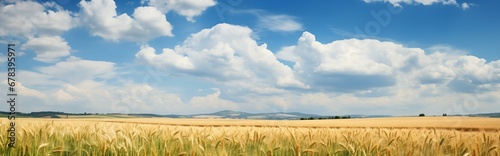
[1,0,499,116]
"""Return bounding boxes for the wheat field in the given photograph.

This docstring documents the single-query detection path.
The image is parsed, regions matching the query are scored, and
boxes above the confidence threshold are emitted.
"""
[1,117,499,156]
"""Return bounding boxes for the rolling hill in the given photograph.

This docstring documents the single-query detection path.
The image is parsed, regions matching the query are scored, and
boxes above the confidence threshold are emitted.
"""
[1,110,499,120]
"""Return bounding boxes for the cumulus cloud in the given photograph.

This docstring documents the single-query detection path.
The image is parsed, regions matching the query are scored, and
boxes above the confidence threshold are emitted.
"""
[444,56,500,93]
[5,74,238,114]
[22,36,71,63]
[278,31,500,95]
[132,24,500,114]
[0,57,140,113]
[36,56,116,83]
[188,89,239,113]
[143,0,216,22]
[0,1,77,62]
[17,71,64,88]
[135,44,194,71]
[277,32,426,92]
[79,0,173,42]
[136,23,308,91]
[0,1,75,37]
[107,83,238,114]
[3,81,47,99]
[416,65,456,84]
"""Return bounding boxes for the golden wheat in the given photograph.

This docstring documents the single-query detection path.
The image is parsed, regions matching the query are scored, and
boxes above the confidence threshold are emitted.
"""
[0,118,499,156]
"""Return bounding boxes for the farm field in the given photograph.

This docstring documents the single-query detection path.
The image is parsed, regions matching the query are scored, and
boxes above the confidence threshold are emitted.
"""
[74,116,500,130]
[1,117,499,155]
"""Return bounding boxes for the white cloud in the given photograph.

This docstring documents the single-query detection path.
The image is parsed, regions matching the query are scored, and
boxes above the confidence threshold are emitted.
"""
[107,83,238,114]
[79,0,173,42]
[37,56,116,83]
[416,64,456,84]
[236,10,303,32]
[258,15,303,32]
[363,0,461,7]
[0,79,49,112]
[0,1,76,62]
[3,81,47,99]
[2,73,238,114]
[278,31,500,97]
[54,89,74,101]
[0,1,75,37]
[136,23,308,91]
[188,89,238,113]
[277,32,426,92]
[4,58,117,112]
[22,36,71,63]
[17,71,65,88]
[131,25,500,115]
[0,53,6,64]
[444,56,500,93]
[144,0,216,22]
[427,45,468,55]
[135,44,195,71]
[461,2,470,10]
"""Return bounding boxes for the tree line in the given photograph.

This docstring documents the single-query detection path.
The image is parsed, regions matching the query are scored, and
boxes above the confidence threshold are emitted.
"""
[300,116,351,120]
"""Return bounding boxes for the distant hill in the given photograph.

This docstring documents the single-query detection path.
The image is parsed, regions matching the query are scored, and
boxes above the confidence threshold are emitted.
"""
[191,110,321,120]
[0,111,67,118]
[462,112,500,118]
[347,114,393,118]
[1,111,499,119]
[0,110,321,120]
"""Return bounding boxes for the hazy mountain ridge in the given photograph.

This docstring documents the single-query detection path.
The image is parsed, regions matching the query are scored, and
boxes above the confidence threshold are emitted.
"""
[1,111,499,119]
[191,110,322,119]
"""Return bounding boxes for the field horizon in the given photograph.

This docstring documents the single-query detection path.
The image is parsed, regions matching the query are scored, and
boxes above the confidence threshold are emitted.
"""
[3,109,500,120]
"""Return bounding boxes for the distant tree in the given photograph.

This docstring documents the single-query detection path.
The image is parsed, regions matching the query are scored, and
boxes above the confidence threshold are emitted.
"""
[309,117,314,120]
[334,116,340,119]
[419,113,425,117]
[443,113,447,116]
[341,116,351,119]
